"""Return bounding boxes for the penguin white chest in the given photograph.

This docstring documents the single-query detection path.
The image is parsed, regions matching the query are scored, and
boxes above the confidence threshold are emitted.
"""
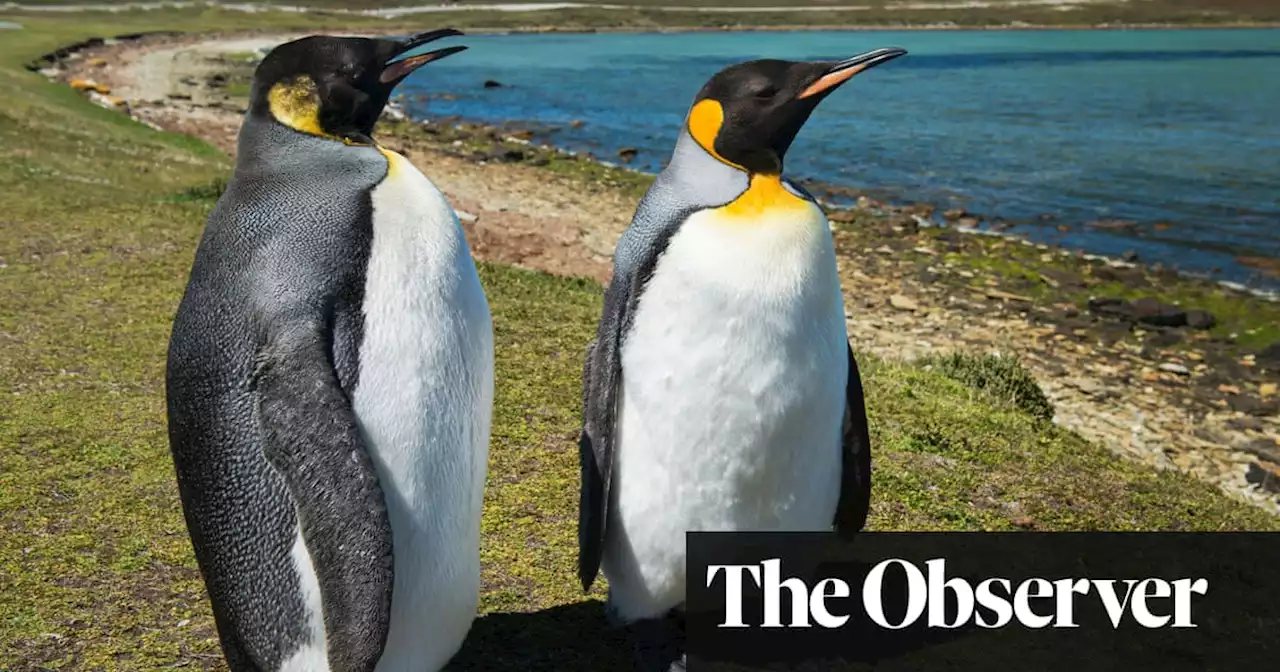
[350,150,493,672]
[603,200,849,621]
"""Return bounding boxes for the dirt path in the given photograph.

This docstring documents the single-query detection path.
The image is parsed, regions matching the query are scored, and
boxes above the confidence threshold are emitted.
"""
[45,32,1280,517]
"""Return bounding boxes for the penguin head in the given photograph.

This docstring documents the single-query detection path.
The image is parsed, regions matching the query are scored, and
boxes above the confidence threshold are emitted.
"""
[684,47,906,175]
[248,29,467,145]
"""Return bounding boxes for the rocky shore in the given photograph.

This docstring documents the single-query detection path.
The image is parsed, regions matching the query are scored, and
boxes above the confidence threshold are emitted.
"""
[37,29,1280,516]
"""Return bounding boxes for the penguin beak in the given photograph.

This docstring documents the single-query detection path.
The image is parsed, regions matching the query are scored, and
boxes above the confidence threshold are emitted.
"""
[379,28,468,85]
[797,47,907,100]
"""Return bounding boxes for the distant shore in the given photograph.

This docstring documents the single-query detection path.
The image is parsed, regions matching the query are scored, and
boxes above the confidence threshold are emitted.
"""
[461,21,1280,34]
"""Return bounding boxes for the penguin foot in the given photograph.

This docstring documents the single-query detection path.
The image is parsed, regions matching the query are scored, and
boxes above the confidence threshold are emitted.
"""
[630,610,685,672]
[604,590,626,627]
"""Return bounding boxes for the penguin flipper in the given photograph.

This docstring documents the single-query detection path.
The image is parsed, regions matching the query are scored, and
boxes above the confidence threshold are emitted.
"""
[252,319,393,672]
[834,344,873,538]
[577,279,627,593]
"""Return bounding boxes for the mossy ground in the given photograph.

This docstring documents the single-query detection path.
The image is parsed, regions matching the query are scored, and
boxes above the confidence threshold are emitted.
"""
[2,13,1278,672]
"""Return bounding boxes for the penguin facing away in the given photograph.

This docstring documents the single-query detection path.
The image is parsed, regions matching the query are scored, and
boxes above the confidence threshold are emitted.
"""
[576,47,907,670]
[164,30,493,672]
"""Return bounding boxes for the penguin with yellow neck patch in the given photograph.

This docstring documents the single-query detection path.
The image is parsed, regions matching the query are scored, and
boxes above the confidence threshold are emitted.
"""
[166,30,494,672]
[576,47,906,671]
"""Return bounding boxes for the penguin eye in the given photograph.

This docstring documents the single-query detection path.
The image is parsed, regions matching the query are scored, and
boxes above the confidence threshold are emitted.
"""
[752,85,780,100]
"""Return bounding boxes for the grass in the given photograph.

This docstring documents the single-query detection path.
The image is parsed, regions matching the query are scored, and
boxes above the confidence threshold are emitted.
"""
[6,1,1280,32]
[1,11,1278,672]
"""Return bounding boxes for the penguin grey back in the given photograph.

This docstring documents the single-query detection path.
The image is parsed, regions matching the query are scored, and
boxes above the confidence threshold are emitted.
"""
[165,120,389,671]
[166,28,473,672]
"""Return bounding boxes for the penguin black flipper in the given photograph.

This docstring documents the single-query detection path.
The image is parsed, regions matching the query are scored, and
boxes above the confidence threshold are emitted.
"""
[252,318,394,671]
[834,344,873,538]
[577,268,638,593]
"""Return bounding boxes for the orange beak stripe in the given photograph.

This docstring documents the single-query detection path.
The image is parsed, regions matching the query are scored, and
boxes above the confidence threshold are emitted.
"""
[797,63,870,100]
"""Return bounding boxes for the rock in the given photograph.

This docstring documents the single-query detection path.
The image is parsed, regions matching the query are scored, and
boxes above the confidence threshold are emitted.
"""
[1255,343,1280,369]
[1244,461,1280,494]
[956,216,980,229]
[207,73,227,88]
[889,294,919,312]
[1236,256,1280,279]
[87,91,127,111]
[1241,438,1280,464]
[86,57,107,68]
[828,209,857,224]
[1010,516,1036,530]
[482,79,504,88]
[1086,219,1138,231]
[507,129,534,141]
[616,147,638,162]
[1121,250,1139,263]
[1147,331,1182,348]
[985,289,1032,303]
[1185,310,1216,330]
[1131,297,1187,328]
[1087,297,1133,320]
[1065,378,1103,396]
[455,210,478,223]
[1227,395,1277,417]
[69,78,110,95]
[166,93,192,101]
[1227,417,1264,432]
[1158,363,1190,376]
[498,149,525,163]
[942,208,967,221]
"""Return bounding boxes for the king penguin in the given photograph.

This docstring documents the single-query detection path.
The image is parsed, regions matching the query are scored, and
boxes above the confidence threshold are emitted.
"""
[576,47,907,670]
[164,30,493,672]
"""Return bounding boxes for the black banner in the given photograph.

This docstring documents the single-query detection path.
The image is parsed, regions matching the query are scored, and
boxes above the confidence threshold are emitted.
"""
[686,532,1280,671]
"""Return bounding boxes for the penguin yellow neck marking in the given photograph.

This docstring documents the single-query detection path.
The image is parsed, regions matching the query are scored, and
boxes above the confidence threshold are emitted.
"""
[376,146,404,179]
[267,76,367,146]
[718,173,811,219]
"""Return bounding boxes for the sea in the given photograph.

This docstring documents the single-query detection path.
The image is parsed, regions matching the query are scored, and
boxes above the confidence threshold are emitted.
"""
[397,28,1280,291]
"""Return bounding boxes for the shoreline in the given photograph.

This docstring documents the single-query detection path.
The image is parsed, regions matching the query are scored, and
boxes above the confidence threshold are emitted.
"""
[455,21,1280,34]
[388,102,1280,301]
[39,28,1280,515]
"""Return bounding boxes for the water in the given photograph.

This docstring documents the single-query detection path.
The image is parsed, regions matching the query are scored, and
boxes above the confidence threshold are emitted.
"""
[399,29,1280,290]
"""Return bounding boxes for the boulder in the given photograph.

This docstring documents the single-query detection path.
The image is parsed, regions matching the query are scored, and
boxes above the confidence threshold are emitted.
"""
[1185,310,1216,330]
[69,78,110,95]
[1130,297,1187,327]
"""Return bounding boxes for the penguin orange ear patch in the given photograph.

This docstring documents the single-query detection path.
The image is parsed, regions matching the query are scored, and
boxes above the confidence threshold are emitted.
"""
[687,99,744,171]
[267,76,334,140]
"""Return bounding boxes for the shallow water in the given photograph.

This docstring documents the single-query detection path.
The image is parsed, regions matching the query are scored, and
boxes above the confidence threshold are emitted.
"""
[400,28,1280,289]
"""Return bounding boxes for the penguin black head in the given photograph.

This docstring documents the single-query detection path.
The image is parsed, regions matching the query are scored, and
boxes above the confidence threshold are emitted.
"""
[685,47,906,175]
[248,29,467,145]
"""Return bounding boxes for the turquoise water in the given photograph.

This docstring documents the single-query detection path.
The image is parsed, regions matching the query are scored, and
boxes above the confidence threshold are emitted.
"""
[400,29,1280,289]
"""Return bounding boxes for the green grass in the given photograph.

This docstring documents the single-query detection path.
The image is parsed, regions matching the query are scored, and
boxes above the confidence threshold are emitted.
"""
[5,1,1280,33]
[1,13,1278,672]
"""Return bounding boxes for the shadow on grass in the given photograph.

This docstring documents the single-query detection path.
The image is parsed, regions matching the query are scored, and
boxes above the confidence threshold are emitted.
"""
[451,601,632,671]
